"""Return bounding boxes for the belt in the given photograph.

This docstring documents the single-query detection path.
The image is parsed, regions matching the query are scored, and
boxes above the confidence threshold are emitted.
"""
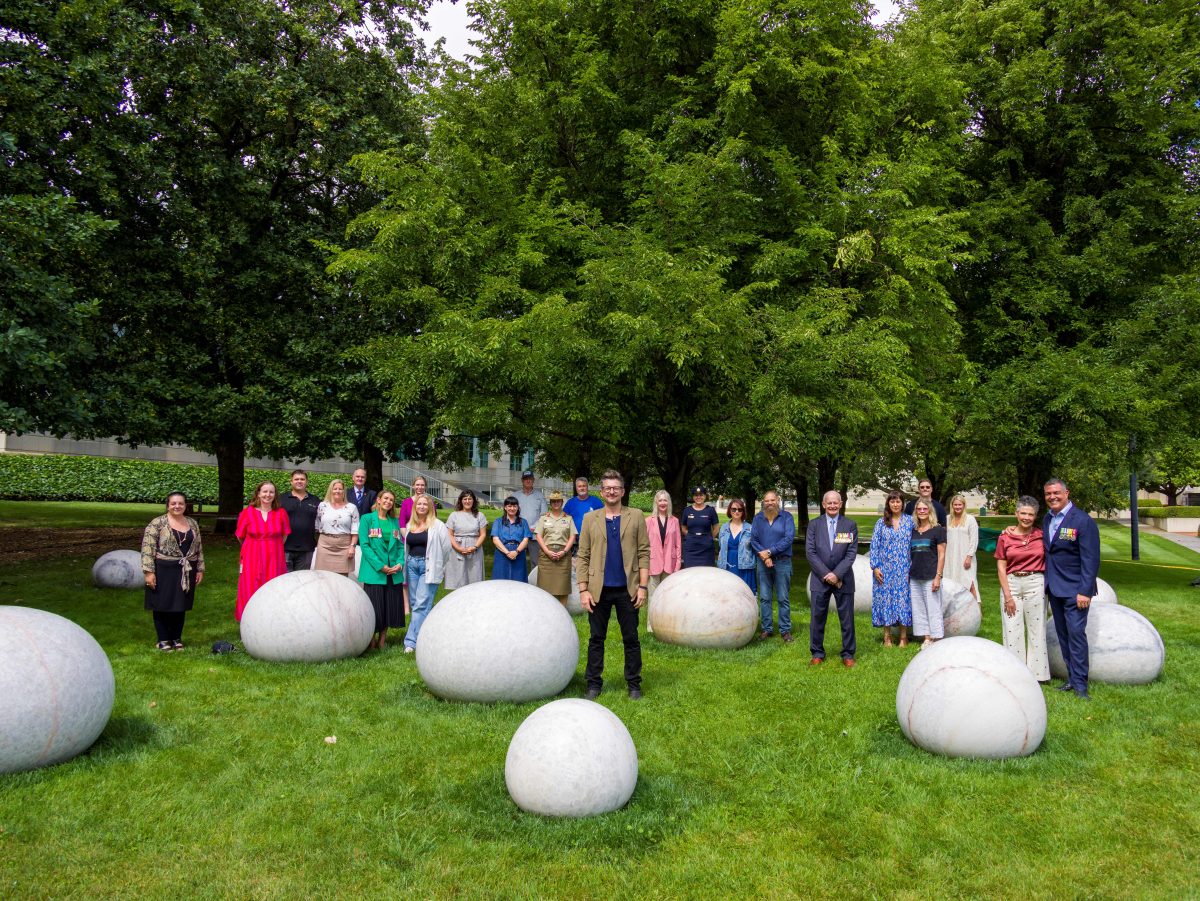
[1009,570,1041,577]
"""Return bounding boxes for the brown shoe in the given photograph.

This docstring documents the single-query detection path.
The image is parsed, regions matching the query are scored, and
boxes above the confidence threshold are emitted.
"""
[843,658,856,668]
[809,657,824,665]
[781,632,794,643]
[758,630,772,641]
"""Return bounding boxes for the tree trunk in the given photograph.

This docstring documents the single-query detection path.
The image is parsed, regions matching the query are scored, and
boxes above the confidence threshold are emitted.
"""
[792,479,810,531]
[362,442,385,491]
[215,427,246,526]
[1164,484,1179,507]
[1016,455,1054,507]
[816,456,837,503]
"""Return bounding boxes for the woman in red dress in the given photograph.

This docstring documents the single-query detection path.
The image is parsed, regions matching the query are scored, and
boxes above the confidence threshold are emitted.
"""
[235,481,291,621]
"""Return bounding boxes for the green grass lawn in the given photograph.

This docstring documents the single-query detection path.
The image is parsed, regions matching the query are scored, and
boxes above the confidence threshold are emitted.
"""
[1,503,1198,898]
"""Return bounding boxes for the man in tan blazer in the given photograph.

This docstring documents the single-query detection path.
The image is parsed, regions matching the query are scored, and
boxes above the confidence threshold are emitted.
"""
[577,469,651,700]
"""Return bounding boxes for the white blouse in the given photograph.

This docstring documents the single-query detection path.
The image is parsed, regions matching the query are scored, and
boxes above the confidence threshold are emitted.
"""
[316,502,360,535]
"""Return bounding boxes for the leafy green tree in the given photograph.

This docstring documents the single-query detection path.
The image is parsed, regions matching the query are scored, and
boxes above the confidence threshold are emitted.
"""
[1,1,428,513]
[910,0,1200,504]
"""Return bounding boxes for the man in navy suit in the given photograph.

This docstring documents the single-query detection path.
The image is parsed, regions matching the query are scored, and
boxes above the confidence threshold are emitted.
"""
[805,490,858,667]
[1043,478,1101,699]
[348,468,378,515]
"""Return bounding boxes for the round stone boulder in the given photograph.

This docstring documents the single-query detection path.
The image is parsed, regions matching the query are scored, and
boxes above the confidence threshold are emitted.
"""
[0,606,115,774]
[1093,577,1118,605]
[240,570,374,663]
[648,567,759,649]
[528,565,583,615]
[940,578,981,637]
[806,555,874,614]
[896,636,1046,759]
[92,549,144,589]
[505,698,638,817]
[1046,603,1164,684]
[416,581,578,702]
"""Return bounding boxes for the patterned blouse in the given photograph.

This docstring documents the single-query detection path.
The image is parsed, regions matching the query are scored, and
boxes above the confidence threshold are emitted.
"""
[316,502,360,535]
[141,515,205,573]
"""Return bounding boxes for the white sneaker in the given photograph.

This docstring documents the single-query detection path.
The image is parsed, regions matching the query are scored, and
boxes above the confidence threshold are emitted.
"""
[404,647,414,654]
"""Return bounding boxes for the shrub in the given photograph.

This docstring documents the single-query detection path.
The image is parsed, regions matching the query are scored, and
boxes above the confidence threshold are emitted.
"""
[1137,498,1164,508]
[627,490,655,512]
[1138,506,1200,519]
[0,453,410,505]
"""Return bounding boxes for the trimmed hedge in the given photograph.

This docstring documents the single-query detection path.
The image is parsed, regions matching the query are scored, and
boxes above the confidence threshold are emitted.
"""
[1138,506,1200,519]
[0,453,410,505]
[1137,498,1164,508]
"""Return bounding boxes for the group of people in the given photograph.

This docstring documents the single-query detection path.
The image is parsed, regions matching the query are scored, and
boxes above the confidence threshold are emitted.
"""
[138,466,1102,700]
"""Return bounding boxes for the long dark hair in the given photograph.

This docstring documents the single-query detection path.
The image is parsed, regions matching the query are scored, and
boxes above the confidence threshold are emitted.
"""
[883,490,904,527]
[455,489,478,512]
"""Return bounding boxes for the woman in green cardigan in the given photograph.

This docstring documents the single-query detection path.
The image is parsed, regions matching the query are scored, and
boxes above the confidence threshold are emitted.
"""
[358,489,407,651]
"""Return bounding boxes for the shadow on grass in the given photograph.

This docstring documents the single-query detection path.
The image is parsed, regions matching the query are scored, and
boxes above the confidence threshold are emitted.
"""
[89,714,174,760]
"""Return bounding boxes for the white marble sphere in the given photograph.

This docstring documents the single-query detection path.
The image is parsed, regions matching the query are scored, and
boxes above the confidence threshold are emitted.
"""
[416,581,578,702]
[0,606,115,774]
[505,699,638,817]
[1093,577,1118,605]
[528,565,583,615]
[648,567,759,649]
[941,578,981,637]
[240,570,374,662]
[806,555,874,613]
[92,549,143,589]
[896,636,1046,759]
[1046,603,1164,684]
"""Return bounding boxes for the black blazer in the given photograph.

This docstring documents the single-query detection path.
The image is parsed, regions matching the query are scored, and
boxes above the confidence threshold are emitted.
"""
[348,486,377,515]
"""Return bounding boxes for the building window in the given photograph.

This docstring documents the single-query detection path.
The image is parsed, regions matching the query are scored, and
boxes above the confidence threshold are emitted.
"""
[471,438,489,469]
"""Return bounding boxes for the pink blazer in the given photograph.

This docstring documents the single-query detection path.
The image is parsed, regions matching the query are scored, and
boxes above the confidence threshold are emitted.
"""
[646,514,682,576]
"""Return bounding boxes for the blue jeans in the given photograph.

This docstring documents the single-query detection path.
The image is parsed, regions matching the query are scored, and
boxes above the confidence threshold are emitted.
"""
[756,558,792,635]
[404,557,437,650]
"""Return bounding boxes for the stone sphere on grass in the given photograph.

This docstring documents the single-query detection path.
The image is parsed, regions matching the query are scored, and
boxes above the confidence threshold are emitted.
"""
[240,570,374,662]
[648,567,758,649]
[529,565,583,615]
[416,581,578,702]
[505,699,638,817]
[805,555,873,614]
[1093,577,1118,605]
[0,606,115,774]
[92,550,143,589]
[896,636,1046,759]
[940,578,981,637]
[1046,603,1163,684]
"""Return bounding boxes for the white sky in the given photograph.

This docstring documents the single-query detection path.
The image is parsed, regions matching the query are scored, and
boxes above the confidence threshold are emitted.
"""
[425,1,905,61]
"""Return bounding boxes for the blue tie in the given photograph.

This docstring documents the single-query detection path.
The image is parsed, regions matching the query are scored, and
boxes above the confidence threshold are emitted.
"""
[828,517,836,549]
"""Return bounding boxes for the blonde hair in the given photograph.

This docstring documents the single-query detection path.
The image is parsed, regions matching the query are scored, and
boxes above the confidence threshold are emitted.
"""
[949,494,968,527]
[408,494,438,530]
[324,479,346,504]
[652,489,673,518]
[913,499,939,527]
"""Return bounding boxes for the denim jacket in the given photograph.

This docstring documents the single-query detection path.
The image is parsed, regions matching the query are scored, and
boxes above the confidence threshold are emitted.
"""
[717,521,756,570]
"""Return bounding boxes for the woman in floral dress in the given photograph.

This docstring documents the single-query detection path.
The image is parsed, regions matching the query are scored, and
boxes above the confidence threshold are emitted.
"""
[868,490,914,647]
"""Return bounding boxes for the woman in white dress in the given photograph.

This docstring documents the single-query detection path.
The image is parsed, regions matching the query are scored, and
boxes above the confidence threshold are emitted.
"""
[445,489,488,589]
[944,494,979,600]
[313,479,360,575]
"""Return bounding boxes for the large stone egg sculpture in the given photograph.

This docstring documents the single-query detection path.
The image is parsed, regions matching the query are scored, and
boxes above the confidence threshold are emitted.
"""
[416,581,578,702]
[1092,577,1118,605]
[806,555,874,614]
[940,578,981,637]
[92,550,143,589]
[528,565,583,615]
[240,570,374,662]
[1046,603,1163,684]
[648,568,758,649]
[0,606,115,774]
[896,636,1046,759]
[505,699,638,817]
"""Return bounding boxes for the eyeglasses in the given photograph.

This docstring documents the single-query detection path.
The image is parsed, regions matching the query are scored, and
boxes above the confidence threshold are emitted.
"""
[729,507,744,513]
[602,485,623,493]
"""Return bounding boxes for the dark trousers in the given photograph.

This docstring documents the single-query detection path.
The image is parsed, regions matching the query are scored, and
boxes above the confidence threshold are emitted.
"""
[152,611,186,643]
[1049,593,1090,690]
[586,585,642,690]
[810,579,856,660]
[284,550,313,572]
